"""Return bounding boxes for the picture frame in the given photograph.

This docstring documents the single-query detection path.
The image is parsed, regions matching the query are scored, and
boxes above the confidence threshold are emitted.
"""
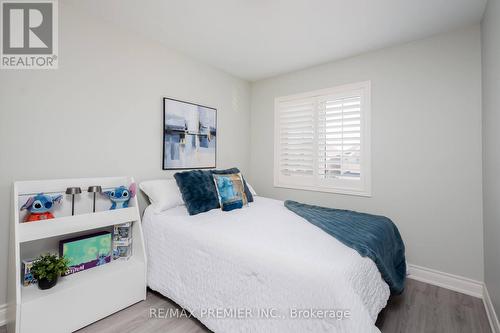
[163,97,217,170]
[59,231,112,275]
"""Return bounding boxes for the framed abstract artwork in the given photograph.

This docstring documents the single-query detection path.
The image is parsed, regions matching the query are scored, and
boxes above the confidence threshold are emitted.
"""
[163,98,217,170]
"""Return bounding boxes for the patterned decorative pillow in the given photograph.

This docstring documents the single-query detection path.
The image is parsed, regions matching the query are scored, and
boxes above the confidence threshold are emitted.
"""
[211,168,254,203]
[213,173,248,211]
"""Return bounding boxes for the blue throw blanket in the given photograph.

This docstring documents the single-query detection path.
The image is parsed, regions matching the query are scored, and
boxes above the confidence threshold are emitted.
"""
[285,200,406,294]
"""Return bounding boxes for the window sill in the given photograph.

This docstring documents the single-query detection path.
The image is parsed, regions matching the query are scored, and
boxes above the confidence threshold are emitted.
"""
[273,182,372,197]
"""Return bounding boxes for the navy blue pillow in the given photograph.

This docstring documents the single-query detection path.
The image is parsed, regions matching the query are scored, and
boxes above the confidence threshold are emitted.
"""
[174,170,219,215]
[174,168,253,215]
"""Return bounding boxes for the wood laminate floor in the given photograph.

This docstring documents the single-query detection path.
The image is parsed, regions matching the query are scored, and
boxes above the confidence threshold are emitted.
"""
[1,279,491,333]
[375,279,491,333]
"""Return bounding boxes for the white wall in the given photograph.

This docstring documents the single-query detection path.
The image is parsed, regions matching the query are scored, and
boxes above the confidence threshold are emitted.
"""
[249,26,484,281]
[0,3,251,306]
[482,0,500,316]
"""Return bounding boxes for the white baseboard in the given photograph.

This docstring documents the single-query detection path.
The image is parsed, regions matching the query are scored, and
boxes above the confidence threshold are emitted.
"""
[0,303,6,327]
[407,263,484,298]
[407,263,500,333]
[484,286,500,333]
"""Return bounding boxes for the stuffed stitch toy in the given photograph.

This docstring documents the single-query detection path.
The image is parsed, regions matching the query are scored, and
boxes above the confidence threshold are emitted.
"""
[101,183,136,210]
[21,193,63,222]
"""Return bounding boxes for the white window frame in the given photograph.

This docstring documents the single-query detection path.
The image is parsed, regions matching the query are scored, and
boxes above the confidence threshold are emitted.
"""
[274,81,371,197]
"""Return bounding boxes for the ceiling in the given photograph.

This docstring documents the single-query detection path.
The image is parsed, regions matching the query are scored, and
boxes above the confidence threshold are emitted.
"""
[68,0,487,81]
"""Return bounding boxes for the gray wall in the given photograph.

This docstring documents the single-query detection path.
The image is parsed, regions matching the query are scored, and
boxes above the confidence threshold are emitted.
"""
[482,0,500,316]
[249,26,484,281]
[0,4,251,305]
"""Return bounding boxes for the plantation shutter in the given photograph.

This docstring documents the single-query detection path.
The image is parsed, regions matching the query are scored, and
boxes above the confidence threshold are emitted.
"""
[277,98,315,183]
[318,94,362,180]
[274,82,371,196]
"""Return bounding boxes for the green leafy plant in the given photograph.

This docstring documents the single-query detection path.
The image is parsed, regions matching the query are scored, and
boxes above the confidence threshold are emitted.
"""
[31,253,69,282]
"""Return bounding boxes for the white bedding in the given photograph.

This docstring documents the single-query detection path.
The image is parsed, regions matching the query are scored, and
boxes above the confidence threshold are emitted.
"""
[143,197,390,333]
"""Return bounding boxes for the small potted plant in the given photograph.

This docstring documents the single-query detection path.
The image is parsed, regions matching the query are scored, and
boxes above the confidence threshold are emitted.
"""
[31,254,69,290]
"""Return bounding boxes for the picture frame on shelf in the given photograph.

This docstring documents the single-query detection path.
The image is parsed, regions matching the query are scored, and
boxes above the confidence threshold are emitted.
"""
[60,231,112,275]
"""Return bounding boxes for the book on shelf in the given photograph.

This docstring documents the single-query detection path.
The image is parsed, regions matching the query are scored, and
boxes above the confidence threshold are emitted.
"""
[22,258,39,286]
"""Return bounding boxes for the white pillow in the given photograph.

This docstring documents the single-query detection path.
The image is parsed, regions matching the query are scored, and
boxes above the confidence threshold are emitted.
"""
[247,182,257,196]
[139,179,184,213]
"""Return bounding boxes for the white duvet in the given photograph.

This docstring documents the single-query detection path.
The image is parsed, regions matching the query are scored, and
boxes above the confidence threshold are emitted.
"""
[143,197,389,333]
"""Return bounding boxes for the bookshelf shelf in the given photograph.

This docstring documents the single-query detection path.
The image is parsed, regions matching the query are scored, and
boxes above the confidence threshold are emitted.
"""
[18,207,139,243]
[21,256,143,304]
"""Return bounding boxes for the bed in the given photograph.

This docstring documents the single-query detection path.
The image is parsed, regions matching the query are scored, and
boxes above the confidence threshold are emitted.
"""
[142,196,390,333]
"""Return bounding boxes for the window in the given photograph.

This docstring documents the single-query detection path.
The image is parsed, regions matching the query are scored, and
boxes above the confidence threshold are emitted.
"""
[274,81,371,196]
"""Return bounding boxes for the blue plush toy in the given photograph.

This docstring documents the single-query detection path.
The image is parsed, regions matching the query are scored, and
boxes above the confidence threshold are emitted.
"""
[21,193,63,222]
[101,183,136,210]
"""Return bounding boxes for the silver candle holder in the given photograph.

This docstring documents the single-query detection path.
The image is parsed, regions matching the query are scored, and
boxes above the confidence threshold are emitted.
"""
[65,187,82,216]
[87,186,102,213]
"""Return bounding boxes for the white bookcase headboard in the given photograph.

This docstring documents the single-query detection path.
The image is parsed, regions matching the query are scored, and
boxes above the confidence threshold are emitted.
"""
[7,176,147,333]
